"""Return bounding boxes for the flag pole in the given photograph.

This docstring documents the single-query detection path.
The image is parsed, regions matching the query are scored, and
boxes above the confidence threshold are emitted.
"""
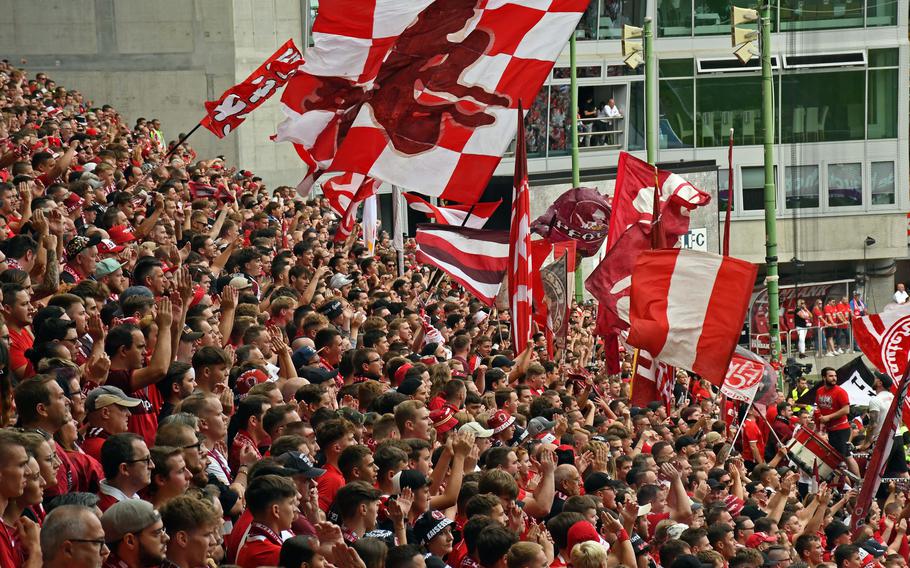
[131,121,202,189]
[570,33,584,303]
[723,128,734,256]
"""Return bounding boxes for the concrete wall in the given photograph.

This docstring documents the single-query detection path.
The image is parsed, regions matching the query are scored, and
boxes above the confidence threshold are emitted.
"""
[2,0,305,188]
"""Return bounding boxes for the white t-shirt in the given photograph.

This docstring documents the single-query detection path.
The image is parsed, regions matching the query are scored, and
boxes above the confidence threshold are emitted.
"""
[603,104,622,118]
[868,390,894,436]
[894,289,908,304]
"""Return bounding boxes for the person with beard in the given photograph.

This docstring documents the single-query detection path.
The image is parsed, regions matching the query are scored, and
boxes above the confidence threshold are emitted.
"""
[236,474,301,568]
[154,419,210,488]
[98,433,155,512]
[815,367,860,476]
[101,500,169,568]
[352,348,383,382]
[156,362,196,423]
[14,375,82,497]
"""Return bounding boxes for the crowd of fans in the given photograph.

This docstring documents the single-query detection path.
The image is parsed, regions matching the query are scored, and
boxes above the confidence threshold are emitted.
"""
[0,60,905,568]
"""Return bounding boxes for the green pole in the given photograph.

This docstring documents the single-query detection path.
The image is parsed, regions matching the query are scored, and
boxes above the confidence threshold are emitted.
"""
[759,3,782,371]
[570,33,585,302]
[644,17,657,166]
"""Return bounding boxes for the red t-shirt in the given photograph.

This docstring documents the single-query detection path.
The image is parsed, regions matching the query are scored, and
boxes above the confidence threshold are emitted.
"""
[236,538,281,568]
[43,440,74,499]
[0,520,22,568]
[81,430,109,462]
[66,449,103,493]
[835,304,850,328]
[823,305,837,326]
[813,306,825,327]
[741,419,766,462]
[816,385,850,431]
[105,369,162,447]
[8,326,34,378]
[317,464,345,512]
[226,509,253,564]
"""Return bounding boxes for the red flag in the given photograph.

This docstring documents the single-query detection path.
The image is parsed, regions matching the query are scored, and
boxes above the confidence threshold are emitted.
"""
[403,194,501,229]
[851,365,910,534]
[586,153,711,345]
[201,39,303,138]
[631,349,673,408]
[274,0,588,202]
[626,249,757,386]
[321,173,378,242]
[415,225,509,306]
[853,304,910,429]
[510,104,533,349]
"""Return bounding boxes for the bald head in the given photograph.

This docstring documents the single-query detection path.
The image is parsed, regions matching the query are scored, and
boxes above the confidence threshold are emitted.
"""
[555,464,581,496]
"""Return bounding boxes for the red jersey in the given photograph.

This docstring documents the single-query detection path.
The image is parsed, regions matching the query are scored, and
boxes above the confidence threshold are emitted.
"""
[236,523,283,568]
[823,304,837,326]
[226,509,253,563]
[815,384,850,431]
[0,519,22,568]
[43,440,74,499]
[105,369,162,447]
[741,419,766,462]
[835,304,850,328]
[317,464,345,512]
[8,326,34,378]
[81,428,110,462]
[813,306,825,327]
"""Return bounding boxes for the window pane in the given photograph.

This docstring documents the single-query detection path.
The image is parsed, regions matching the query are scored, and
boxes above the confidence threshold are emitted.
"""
[867,0,897,26]
[694,0,731,35]
[785,165,820,209]
[869,48,899,68]
[868,69,898,139]
[781,71,863,143]
[598,0,645,39]
[658,0,692,36]
[576,0,599,39]
[828,163,862,207]
[660,58,694,78]
[659,79,694,148]
[527,87,549,158]
[742,166,773,211]
[871,162,895,205]
[780,0,865,31]
[718,168,732,212]
[696,75,766,147]
[627,82,645,151]
[548,86,571,155]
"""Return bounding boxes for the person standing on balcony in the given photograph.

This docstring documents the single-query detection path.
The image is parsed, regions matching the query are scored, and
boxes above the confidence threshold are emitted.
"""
[894,283,908,304]
[602,98,621,145]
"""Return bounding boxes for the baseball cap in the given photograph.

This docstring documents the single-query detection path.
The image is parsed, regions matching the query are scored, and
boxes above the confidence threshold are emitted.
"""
[566,520,610,554]
[527,417,556,437]
[180,325,204,343]
[392,470,429,494]
[874,372,894,390]
[65,234,102,260]
[86,385,142,413]
[120,286,154,303]
[668,523,689,539]
[329,273,354,289]
[108,224,137,245]
[228,276,253,291]
[584,472,612,494]
[397,376,422,396]
[431,407,458,435]
[825,521,850,543]
[859,539,888,558]
[705,431,723,445]
[746,532,777,548]
[413,510,454,545]
[490,355,515,369]
[101,500,161,543]
[235,368,269,396]
[674,435,698,453]
[276,452,326,478]
[338,407,365,425]
[292,345,318,369]
[94,258,123,278]
[318,300,343,321]
[97,238,124,255]
[459,422,494,438]
[488,410,515,434]
[298,366,337,385]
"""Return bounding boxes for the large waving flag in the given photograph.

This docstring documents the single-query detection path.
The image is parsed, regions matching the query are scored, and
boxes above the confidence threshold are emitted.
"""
[626,249,757,386]
[510,104,533,349]
[202,40,304,138]
[404,193,501,229]
[321,173,379,242]
[415,224,509,306]
[274,0,588,201]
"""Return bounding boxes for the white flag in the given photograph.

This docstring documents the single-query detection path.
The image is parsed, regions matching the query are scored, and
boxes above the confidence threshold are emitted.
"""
[363,195,378,255]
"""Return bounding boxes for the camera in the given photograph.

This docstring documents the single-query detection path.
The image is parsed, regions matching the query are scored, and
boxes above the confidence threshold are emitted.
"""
[784,357,812,382]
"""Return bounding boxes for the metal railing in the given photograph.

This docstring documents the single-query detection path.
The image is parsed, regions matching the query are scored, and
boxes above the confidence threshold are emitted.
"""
[576,115,624,149]
[750,323,856,359]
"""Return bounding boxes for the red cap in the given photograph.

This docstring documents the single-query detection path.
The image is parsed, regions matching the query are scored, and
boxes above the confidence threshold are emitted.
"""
[189,284,206,308]
[567,521,610,554]
[431,407,458,434]
[108,224,137,245]
[97,238,125,255]
[488,410,515,434]
[236,368,269,396]
[746,532,777,548]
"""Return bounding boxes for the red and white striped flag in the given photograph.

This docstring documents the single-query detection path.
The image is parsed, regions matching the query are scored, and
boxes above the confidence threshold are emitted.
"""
[627,249,757,386]
[321,172,379,242]
[510,104,533,349]
[631,349,674,409]
[853,303,910,429]
[404,193,501,229]
[274,0,588,202]
[415,224,509,306]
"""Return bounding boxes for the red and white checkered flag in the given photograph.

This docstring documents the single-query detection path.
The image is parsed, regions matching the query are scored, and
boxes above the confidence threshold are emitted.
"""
[274,0,588,202]
[510,104,533,348]
[321,173,378,242]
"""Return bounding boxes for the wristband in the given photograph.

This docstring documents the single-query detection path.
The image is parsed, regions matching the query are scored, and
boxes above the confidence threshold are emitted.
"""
[618,529,629,542]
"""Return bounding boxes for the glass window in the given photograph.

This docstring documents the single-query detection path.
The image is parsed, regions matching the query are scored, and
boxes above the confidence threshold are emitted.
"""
[827,163,862,207]
[785,165,819,209]
[868,69,898,139]
[576,0,599,40]
[553,65,603,80]
[696,75,767,147]
[659,79,694,148]
[597,0,646,39]
[307,1,319,46]
[659,59,694,78]
[693,0,732,35]
[742,166,774,211]
[779,0,865,31]
[658,0,692,36]
[718,168,732,212]
[871,162,895,205]
[867,0,897,26]
[627,82,645,151]
[781,71,863,143]
[526,87,549,158]
[548,85,572,155]
[869,48,899,67]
